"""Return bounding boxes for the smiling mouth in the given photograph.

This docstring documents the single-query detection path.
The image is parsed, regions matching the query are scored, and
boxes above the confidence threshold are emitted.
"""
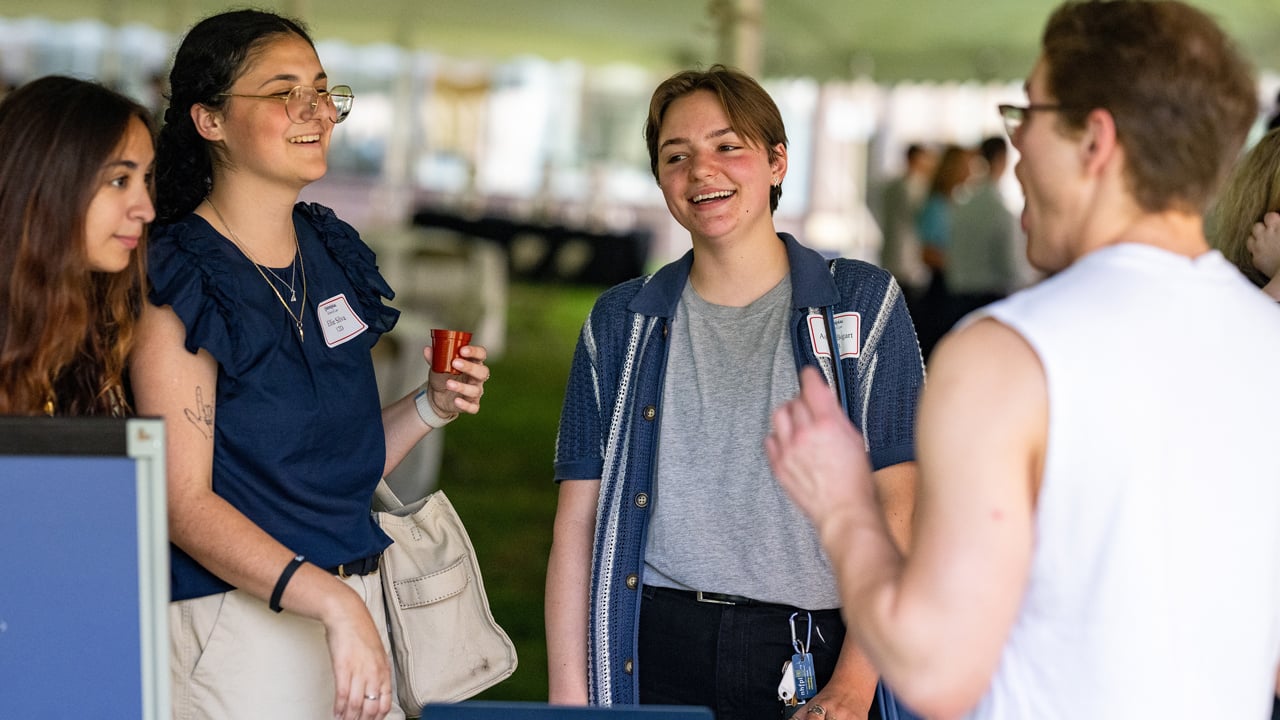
[289,134,321,144]
[691,190,734,204]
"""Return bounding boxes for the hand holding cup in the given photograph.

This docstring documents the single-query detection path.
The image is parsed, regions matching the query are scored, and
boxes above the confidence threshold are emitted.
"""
[422,329,489,420]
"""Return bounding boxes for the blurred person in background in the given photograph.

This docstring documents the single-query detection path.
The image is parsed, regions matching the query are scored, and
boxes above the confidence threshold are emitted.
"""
[876,143,937,315]
[914,143,974,360]
[1223,148,1280,714]
[1209,129,1280,301]
[547,64,924,720]
[946,136,1020,321]
[0,76,154,416]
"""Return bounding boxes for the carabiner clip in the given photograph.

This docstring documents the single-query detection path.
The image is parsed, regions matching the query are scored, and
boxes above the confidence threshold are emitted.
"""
[789,611,812,655]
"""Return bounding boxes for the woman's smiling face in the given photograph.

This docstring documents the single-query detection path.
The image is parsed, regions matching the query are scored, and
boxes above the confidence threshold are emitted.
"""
[655,90,786,245]
[212,33,336,191]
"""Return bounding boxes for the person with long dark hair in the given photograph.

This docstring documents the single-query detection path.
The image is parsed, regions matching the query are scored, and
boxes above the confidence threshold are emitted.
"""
[130,10,490,719]
[0,76,155,416]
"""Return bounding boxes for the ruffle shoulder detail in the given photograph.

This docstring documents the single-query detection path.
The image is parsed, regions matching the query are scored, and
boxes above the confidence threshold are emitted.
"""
[147,217,243,362]
[296,202,400,335]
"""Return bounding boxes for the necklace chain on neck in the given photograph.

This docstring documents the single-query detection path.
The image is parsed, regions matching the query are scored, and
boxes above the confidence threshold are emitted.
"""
[207,198,308,342]
[259,251,297,301]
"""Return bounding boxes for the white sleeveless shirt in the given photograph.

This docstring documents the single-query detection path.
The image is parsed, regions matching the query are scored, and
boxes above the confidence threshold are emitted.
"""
[967,244,1280,719]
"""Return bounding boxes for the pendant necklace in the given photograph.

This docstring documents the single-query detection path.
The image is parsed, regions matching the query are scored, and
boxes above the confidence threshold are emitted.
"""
[262,248,298,301]
[207,198,308,342]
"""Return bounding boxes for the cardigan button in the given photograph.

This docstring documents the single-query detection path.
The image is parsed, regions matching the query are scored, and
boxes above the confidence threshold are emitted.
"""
[642,405,656,421]
[635,492,649,509]
[624,658,634,674]
[626,573,638,590]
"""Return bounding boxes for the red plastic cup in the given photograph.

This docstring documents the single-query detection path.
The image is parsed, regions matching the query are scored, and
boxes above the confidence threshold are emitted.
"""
[431,329,472,374]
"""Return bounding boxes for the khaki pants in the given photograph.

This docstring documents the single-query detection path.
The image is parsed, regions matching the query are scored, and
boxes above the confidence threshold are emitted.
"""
[170,573,405,720]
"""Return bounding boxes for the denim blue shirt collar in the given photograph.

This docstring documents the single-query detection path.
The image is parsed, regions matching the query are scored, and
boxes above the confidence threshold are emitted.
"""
[627,232,841,317]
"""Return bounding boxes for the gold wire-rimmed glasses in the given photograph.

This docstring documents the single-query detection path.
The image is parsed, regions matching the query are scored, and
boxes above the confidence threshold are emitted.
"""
[218,84,354,124]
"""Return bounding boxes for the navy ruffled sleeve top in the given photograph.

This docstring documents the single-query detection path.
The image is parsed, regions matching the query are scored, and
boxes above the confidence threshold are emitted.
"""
[148,203,400,601]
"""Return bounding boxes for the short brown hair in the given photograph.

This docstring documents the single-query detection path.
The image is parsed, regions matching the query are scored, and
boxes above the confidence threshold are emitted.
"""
[644,64,788,212]
[1041,0,1257,213]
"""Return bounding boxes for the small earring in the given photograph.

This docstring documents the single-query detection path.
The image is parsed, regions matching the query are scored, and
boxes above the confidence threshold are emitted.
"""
[771,176,780,187]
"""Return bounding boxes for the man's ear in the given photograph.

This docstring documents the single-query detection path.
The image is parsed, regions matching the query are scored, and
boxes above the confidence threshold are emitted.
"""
[191,103,225,142]
[1079,108,1117,177]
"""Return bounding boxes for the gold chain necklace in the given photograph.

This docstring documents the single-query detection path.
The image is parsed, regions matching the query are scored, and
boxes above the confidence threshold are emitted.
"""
[258,246,298,301]
[207,198,308,342]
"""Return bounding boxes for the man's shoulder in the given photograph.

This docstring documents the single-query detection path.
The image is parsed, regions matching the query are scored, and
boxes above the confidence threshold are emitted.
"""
[930,316,1046,420]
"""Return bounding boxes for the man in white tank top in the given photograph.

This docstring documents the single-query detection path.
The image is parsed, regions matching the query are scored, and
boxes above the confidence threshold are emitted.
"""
[766,2,1280,718]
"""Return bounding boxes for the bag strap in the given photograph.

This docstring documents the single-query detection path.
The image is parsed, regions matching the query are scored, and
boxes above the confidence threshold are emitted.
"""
[825,260,852,418]
[823,304,851,417]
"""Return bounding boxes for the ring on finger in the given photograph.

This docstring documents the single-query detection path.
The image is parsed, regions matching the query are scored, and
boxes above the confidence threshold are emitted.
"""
[806,704,827,716]
[364,693,379,701]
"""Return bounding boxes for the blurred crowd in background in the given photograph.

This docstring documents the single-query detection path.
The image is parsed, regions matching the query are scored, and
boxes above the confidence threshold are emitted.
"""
[1,13,1277,274]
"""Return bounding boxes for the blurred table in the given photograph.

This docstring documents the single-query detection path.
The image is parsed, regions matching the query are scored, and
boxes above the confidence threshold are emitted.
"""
[412,208,651,287]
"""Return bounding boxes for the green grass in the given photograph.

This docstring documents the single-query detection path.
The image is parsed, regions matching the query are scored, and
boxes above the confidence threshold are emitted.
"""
[432,281,602,701]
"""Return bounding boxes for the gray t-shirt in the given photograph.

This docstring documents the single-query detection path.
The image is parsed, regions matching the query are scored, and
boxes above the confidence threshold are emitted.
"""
[643,275,841,609]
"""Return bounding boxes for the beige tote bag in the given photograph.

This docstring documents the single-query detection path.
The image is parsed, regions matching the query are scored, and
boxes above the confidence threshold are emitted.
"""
[373,480,517,712]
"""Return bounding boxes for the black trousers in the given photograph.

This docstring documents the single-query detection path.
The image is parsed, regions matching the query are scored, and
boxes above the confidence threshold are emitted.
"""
[637,585,857,720]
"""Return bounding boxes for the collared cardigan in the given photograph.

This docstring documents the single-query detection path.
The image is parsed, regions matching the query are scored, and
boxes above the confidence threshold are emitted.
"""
[554,233,924,704]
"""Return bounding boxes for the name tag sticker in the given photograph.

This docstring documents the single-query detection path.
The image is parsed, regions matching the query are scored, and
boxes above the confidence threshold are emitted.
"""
[318,293,369,348]
[807,312,861,359]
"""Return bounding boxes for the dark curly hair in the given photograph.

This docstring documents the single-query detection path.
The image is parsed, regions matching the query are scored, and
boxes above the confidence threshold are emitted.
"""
[155,9,313,224]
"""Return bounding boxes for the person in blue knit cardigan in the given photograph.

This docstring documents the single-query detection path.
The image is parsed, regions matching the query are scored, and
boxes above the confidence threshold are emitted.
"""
[547,64,924,720]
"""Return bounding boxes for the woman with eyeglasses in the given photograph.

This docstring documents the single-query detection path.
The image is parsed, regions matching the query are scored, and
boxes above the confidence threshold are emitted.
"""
[130,10,490,720]
[0,76,155,416]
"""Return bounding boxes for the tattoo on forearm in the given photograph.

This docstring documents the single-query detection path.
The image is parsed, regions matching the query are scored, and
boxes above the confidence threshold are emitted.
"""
[183,386,215,440]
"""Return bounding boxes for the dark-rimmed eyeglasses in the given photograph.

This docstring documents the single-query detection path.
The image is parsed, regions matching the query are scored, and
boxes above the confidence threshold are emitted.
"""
[218,84,354,124]
[997,103,1072,137]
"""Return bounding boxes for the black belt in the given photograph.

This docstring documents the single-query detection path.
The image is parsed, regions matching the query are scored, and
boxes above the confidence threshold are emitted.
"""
[326,553,381,578]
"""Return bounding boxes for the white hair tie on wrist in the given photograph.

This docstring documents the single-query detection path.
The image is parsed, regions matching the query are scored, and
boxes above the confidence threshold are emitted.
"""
[415,385,458,429]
